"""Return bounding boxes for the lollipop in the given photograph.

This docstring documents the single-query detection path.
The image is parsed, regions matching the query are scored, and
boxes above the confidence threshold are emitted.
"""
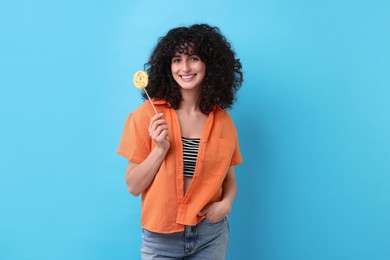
[133,70,158,114]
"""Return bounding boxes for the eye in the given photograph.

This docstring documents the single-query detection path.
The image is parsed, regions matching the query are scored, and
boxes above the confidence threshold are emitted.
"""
[172,58,181,63]
[190,56,200,61]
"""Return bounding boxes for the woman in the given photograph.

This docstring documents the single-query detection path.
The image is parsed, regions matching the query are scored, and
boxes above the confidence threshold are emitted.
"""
[117,24,243,259]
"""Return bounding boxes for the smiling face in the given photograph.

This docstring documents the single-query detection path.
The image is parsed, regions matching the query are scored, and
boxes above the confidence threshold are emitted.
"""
[171,51,206,93]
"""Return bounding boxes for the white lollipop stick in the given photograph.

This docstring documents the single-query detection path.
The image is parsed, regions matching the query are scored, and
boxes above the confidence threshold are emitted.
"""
[143,88,158,115]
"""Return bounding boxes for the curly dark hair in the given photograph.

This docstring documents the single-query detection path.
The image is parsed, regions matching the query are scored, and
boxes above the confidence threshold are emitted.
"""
[144,24,243,114]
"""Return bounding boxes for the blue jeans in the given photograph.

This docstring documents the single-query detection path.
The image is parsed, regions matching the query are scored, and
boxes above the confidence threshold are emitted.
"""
[141,217,229,259]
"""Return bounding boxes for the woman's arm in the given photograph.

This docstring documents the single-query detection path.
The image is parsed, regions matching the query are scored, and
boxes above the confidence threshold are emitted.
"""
[198,166,238,223]
[221,166,238,212]
[125,113,170,196]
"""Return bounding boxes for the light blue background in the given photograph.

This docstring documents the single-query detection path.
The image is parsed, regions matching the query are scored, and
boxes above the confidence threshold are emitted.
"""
[1,0,389,259]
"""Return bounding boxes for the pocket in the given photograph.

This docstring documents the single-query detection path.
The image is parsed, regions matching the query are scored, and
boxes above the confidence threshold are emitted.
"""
[142,228,158,239]
[203,216,226,225]
[203,138,234,176]
[141,228,150,239]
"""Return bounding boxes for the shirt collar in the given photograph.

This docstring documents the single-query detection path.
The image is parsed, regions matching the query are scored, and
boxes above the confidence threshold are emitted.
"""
[213,105,224,111]
[152,99,170,106]
[151,99,223,111]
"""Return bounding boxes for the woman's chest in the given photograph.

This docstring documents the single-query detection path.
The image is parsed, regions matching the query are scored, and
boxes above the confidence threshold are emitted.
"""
[176,112,209,138]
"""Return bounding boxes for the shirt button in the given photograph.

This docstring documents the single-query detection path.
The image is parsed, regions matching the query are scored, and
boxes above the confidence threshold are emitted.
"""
[202,139,206,143]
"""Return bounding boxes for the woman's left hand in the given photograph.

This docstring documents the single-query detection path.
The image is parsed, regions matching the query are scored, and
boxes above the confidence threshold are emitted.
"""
[198,199,232,224]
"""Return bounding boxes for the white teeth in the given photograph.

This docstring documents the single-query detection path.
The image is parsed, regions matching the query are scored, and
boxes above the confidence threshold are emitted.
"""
[181,75,195,79]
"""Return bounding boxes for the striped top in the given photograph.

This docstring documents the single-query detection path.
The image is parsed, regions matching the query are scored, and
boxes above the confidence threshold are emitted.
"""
[182,137,200,177]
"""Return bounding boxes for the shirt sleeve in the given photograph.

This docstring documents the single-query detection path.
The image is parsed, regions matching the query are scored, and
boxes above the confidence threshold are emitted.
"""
[230,129,243,166]
[116,108,151,164]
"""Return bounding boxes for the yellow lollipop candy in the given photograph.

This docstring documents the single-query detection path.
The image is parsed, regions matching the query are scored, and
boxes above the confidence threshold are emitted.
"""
[133,70,149,90]
[132,70,158,114]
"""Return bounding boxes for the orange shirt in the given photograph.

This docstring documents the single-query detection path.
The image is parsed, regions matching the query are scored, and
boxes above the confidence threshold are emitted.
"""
[117,100,242,233]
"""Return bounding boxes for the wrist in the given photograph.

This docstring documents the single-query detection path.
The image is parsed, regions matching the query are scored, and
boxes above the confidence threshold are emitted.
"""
[154,145,169,156]
[221,198,233,213]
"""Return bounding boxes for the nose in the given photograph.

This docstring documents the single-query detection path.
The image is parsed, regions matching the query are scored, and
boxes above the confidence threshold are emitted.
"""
[181,60,190,72]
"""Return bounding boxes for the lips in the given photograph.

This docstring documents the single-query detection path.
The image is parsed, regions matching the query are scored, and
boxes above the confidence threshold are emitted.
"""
[180,74,195,81]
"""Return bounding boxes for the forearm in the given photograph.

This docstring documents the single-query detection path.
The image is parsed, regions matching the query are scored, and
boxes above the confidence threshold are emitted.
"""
[125,113,170,196]
[125,146,168,196]
[221,166,237,212]
[198,167,237,222]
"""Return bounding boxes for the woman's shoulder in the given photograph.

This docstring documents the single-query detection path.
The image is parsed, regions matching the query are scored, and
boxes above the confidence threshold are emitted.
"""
[212,107,239,136]
[130,100,151,116]
[131,99,171,118]
[211,108,239,141]
[213,107,235,124]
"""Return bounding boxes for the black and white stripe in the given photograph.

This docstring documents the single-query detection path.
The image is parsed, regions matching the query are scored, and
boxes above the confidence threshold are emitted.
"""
[182,137,200,177]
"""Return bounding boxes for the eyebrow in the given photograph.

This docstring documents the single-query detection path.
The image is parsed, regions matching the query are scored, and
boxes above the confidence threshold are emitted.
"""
[172,53,199,58]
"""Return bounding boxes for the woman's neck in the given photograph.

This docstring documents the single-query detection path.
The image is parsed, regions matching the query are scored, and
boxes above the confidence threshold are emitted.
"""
[179,89,201,113]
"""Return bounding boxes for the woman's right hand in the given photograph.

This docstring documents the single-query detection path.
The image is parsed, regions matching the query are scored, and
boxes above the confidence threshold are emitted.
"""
[149,113,170,152]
